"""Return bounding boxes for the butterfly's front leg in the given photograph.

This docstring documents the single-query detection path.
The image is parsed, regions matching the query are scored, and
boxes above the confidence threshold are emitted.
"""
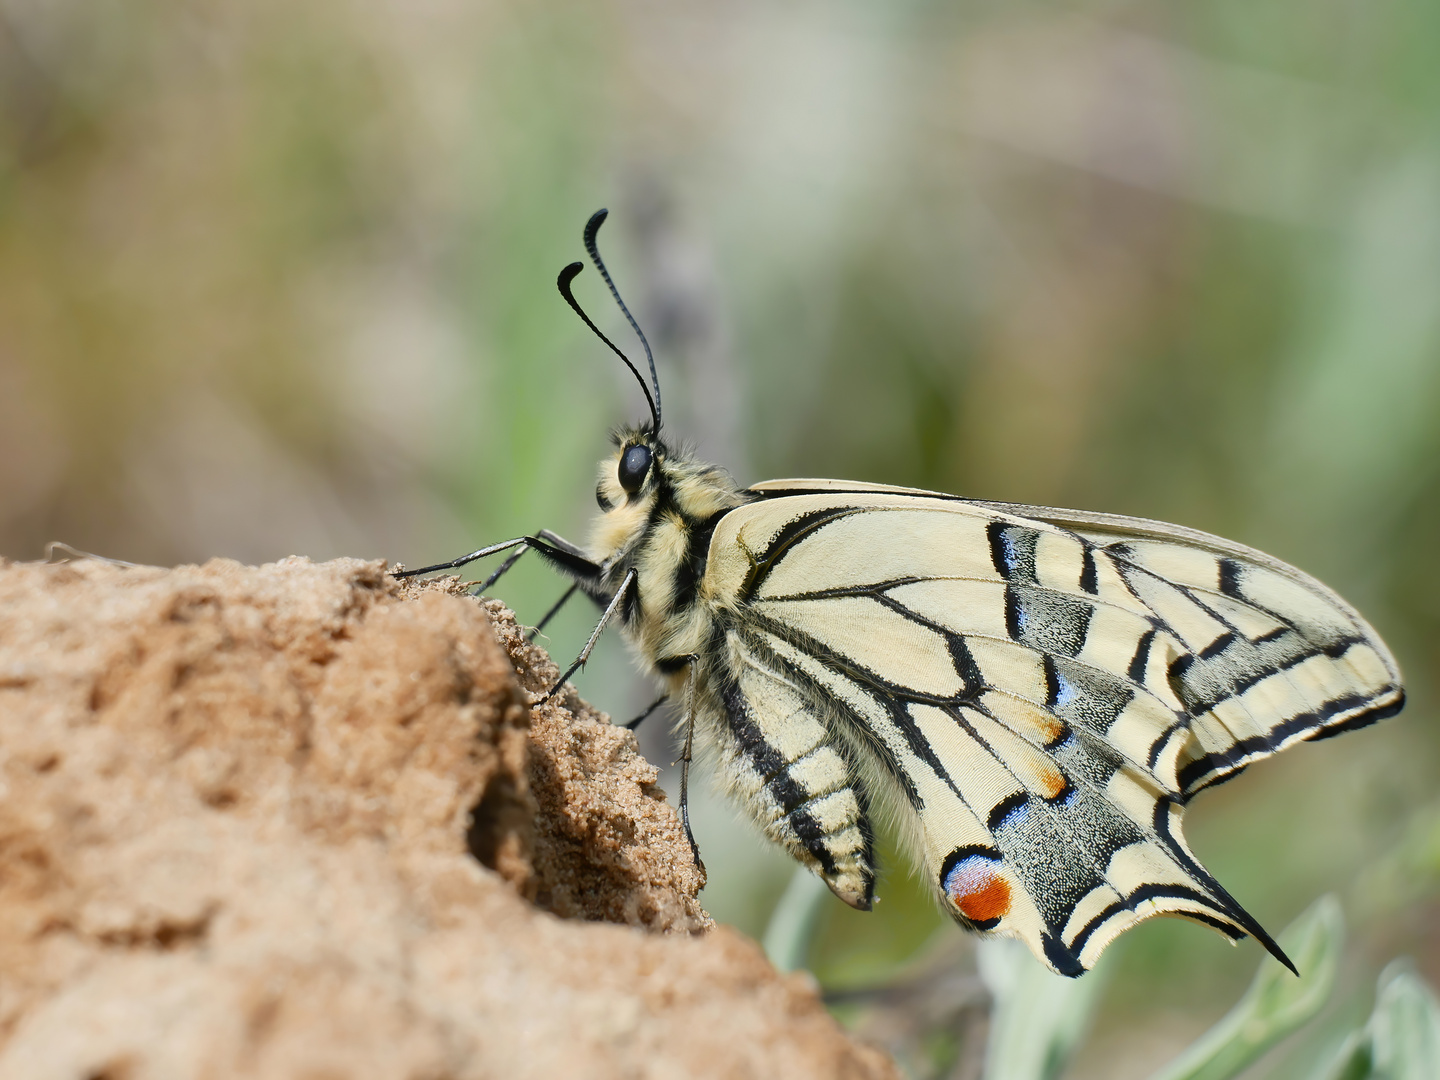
[396,530,602,591]
[398,530,612,629]
[393,537,534,580]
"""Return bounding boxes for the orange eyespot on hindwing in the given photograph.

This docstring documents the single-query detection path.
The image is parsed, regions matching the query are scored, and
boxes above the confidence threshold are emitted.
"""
[942,847,1010,929]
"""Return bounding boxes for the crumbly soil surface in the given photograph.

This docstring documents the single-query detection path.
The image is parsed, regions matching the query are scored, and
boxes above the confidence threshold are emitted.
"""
[0,555,897,1080]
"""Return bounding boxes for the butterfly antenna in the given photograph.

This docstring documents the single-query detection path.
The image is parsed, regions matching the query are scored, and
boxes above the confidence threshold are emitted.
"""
[557,261,660,432]
[583,208,663,434]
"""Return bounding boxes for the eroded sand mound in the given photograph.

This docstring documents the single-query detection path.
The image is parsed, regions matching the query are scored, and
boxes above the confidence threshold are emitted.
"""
[0,556,896,1080]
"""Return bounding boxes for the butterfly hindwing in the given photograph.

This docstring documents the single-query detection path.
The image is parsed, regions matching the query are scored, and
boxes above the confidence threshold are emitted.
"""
[706,485,1403,974]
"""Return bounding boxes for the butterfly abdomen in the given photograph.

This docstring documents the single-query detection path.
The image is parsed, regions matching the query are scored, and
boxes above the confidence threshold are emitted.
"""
[709,659,878,909]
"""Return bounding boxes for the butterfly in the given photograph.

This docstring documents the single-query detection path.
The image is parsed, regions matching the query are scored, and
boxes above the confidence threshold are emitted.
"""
[399,209,1405,977]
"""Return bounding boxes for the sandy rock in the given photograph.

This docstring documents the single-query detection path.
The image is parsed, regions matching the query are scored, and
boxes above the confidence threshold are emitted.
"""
[480,596,711,932]
[0,556,896,1080]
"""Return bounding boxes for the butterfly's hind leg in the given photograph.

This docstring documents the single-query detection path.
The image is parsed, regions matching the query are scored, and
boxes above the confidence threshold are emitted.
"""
[676,659,704,870]
[625,693,669,730]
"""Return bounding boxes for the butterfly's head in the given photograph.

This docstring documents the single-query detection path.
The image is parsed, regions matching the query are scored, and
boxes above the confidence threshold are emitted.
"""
[589,425,745,564]
[596,425,664,516]
[558,210,749,561]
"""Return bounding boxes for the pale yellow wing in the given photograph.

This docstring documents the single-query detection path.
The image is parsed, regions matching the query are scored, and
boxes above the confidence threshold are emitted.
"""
[748,480,1405,793]
[704,485,1402,974]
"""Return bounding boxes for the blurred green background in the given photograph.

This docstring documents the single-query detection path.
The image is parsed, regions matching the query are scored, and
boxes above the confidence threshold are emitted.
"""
[1,1,1436,1075]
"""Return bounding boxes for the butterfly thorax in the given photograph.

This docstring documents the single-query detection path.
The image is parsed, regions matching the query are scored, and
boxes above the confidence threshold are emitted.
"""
[586,428,750,680]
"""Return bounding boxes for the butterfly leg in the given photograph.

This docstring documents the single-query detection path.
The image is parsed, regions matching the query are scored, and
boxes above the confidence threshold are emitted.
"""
[675,658,704,870]
[521,531,609,637]
[398,540,532,606]
[396,529,598,583]
[624,693,669,730]
[470,547,528,596]
[540,568,637,702]
[526,582,581,641]
[393,537,531,578]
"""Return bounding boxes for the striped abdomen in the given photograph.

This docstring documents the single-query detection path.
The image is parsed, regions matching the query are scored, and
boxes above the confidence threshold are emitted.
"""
[714,642,876,909]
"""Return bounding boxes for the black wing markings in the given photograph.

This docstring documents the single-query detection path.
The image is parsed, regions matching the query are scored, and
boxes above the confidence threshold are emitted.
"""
[737,505,866,602]
[727,497,1392,975]
[747,579,1229,965]
[722,679,842,878]
[1176,691,1406,793]
[1007,585,1096,658]
[1128,628,1157,684]
[1083,541,1401,795]
[756,570,1191,793]
[987,521,1040,584]
[734,628,923,811]
[741,613,966,808]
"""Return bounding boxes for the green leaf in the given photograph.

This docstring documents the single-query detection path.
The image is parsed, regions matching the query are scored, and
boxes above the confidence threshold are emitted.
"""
[979,937,1108,1080]
[762,865,832,972]
[1148,894,1345,1080]
[1310,960,1440,1080]
[1314,1031,1375,1080]
[1367,961,1440,1080]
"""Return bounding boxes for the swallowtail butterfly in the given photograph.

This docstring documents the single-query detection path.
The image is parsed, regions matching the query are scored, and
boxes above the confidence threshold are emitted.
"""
[400,210,1404,976]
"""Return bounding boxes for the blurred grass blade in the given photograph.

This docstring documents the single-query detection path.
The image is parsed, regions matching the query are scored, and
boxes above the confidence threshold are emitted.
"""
[762,865,831,972]
[1310,959,1440,1080]
[1313,1030,1373,1080]
[1149,894,1344,1080]
[1367,961,1440,1080]
[980,937,1107,1080]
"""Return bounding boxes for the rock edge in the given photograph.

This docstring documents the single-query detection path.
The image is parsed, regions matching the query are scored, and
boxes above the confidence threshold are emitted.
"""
[0,555,897,1080]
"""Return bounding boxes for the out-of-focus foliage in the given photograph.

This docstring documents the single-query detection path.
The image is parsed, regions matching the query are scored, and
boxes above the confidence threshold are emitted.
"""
[763,863,832,974]
[1320,962,1440,1080]
[1147,896,1342,1080]
[969,897,1440,1080]
[2,1,1437,1075]
[979,935,1108,1080]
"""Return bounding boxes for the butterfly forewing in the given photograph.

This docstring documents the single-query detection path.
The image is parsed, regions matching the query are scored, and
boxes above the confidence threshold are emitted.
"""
[1042,520,1404,796]
[706,485,1403,973]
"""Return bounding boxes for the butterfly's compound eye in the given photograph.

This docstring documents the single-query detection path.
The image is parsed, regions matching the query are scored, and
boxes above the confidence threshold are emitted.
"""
[618,444,652,494]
